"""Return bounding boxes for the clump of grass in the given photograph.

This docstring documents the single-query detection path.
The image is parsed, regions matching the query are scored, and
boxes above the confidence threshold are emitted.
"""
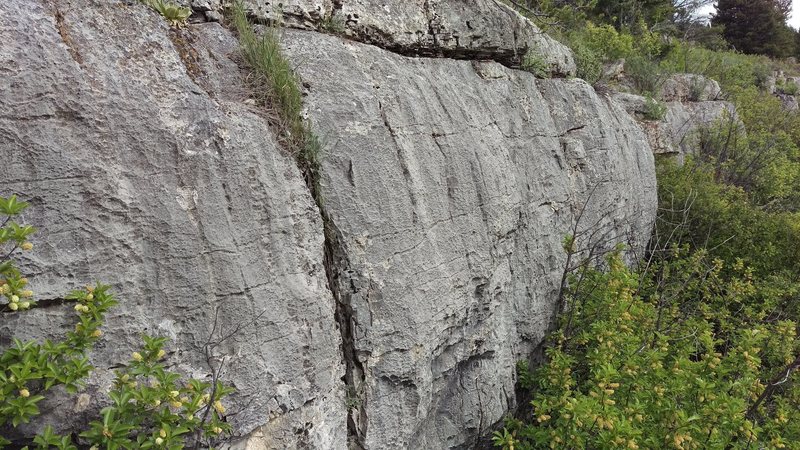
[320,14,346,34]
[688,78,707,102]
[229,2,322,198]
[142,0,191,27]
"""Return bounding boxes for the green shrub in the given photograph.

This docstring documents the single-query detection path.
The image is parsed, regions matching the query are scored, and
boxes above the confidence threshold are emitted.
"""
[584,23,634,61]
[692,87,800,211]
[657,159,800,278]
[777,80,800,95]
[0,195,234,448]
[659,42,780,93]
[495,246,800,449]
[642,96,667,120]
[568,40,602,85]
[497,103,800,448]
[625,55,668,96]
[522,51,550,78]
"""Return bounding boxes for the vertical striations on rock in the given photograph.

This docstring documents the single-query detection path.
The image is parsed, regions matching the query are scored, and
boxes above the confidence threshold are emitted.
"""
[0,0,345,447]
[1,0,658,449]
[282,28,656,448]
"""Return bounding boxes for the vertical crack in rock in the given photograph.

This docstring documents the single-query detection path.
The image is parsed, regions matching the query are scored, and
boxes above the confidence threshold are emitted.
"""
[220,7,360,443]
[323,220,367,449]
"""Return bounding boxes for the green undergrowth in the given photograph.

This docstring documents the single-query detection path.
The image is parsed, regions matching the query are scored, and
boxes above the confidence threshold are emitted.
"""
[229,2,323,200]
[495,156,800,449]
[506,2,800,99]
[496,112,800,449]
[494,6,800,443]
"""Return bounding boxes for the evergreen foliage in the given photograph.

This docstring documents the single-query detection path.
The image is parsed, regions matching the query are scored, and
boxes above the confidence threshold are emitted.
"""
[713,0,795,58]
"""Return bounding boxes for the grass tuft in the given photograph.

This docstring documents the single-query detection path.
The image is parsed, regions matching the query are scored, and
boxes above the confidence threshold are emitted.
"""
[229,2,323,201]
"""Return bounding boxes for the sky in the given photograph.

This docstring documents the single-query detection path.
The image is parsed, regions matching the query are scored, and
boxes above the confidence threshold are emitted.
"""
[698,1,800,29]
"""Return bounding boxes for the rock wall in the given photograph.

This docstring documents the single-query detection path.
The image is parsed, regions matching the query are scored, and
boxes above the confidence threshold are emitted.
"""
[0,0,656,449]
[0,2,344,448]
[611,74,740,160]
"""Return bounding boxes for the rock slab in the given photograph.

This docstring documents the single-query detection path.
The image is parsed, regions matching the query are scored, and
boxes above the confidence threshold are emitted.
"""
[611,91,740,159]
[284,30,656,449]
[239,0,576,76]
[0,1,345,448]
[1,0,658,449]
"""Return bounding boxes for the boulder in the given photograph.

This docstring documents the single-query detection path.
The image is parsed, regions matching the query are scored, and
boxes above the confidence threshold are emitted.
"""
[238,0,333,29]
[602,58,626,81]
[779,93,800,111]
[611,93,740,159]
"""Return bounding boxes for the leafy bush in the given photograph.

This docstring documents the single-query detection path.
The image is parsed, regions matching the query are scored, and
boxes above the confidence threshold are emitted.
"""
[584,23,634,61]
[0,195,233,448]
[566,39,603,85]
[657,159,800,278]
[574,49,602,84]
[625,55,668,96]
[642,96,667,121]
[496,84,800,446]
[691,87,800,211]
[496,247,799,449]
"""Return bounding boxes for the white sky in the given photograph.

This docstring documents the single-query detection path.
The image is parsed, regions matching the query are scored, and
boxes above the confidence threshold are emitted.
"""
[698,1,800,29]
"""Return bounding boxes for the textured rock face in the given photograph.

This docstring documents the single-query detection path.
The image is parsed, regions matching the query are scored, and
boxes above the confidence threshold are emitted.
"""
[239,0,576,76]
[611,92,738,158]
[0,1,344,448]
[1,0,657,449]
[778,92,800,111]
[660,73,722,102]
[240,0,331,28]
[283,30,656,448]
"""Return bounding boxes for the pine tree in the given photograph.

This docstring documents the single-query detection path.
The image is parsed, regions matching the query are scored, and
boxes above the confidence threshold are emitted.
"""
[713,0,796,57]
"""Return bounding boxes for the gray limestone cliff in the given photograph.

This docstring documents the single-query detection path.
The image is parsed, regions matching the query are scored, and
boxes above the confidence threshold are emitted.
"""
[611,74,740,160]
[0,0,656,448]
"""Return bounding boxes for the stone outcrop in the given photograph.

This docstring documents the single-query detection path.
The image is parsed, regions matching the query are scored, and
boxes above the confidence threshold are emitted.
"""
[766,73,800,111]
[0,2,344,448]
[1,0,656,449]
[282,30,655,448]
[611,91,739,159]
[234,0,576,77]
[660,73,722,102]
